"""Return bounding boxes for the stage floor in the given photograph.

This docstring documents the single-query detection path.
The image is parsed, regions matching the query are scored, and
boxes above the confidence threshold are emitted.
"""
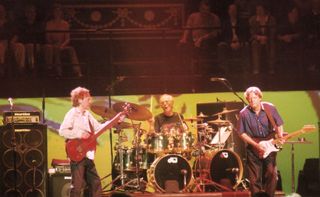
[102,191,285,197]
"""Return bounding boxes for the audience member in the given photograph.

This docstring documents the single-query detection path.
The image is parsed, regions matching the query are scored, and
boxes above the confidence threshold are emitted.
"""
[0,4,25,76]
[277,7,303,72]
[218,3,250,72]
[44,4,82,77]
[180,0,220,48]
[18,4,45,74]
[303,0,320,72]
[249,3,277,74]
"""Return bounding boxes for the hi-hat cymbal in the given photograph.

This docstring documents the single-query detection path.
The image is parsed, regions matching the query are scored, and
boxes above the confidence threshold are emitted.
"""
[207,119,231,125]
[184,117,201,122]
[113,102,152,121]
[213,108,239,116]
[197,112,208,118]
[91,100,117,118]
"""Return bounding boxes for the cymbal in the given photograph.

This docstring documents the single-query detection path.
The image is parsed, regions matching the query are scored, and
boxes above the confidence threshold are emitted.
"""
[184,117,201,121]
[91,100,116,118]
[113,122,132,129]
[197,112,208,118]
[213,108,239,116]
[207,119,231,125]
[113,102,152,121]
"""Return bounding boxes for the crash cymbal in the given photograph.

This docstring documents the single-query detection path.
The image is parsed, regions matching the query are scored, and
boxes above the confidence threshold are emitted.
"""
[113,102,152,121]
[207,119,231,125]
[197,112,208,118]
[91,100,116,118]
[213,108,239,116]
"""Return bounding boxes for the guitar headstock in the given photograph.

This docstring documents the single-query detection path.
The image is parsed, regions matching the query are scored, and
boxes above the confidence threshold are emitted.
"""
[301,125,316,133]
[122,102,132,116]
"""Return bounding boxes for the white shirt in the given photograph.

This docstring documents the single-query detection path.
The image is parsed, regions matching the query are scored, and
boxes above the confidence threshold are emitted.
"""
[59,107,103,160]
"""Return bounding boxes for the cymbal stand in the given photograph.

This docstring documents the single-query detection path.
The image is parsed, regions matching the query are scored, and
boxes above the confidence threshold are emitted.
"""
[116,122,147,191]
[192,124,232,192]
[102,127,127,191]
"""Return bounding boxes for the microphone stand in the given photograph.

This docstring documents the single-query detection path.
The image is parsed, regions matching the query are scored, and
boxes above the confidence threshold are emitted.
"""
[219,79,247,106]
[9,102,18,194]
[105,77,125,176]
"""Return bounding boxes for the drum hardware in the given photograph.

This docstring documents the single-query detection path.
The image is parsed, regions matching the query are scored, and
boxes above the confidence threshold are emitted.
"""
[192,149,244,192]
[147,154,193,193]
[114,121,148,192]
[102,128,128,192]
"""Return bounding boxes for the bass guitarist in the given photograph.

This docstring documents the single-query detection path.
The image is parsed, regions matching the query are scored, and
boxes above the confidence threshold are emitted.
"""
[237,86,285,197]
[59,87,126,197]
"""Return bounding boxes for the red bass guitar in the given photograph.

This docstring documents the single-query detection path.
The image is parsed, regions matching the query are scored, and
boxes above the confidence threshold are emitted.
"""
[66,103,131,162]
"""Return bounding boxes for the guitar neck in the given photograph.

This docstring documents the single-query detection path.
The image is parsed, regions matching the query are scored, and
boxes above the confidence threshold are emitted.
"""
[90,112,124,141]
[273,129,305,144]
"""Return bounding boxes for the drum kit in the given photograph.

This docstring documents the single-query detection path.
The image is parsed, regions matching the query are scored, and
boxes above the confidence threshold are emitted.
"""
[91,101,244,193]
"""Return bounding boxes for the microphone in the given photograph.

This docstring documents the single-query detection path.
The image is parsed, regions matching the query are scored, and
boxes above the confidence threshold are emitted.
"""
[210,77,226,82]
[8,98,13,107]
[226,168,239,173]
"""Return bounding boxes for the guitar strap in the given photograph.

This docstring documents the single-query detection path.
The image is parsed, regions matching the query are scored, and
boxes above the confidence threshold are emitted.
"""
[263,103,279,134]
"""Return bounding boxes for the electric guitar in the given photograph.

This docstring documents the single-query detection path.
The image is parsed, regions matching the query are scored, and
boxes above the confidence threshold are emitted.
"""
[253,125,316,159]
[66,103,131,162]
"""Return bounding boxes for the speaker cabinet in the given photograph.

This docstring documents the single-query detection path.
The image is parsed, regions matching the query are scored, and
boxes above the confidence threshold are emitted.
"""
[49,173,72,197]
[0,124,47,197]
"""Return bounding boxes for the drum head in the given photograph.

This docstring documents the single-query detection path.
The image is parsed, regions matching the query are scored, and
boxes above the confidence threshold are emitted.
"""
[153,154,192,192]
[209,149,243,188]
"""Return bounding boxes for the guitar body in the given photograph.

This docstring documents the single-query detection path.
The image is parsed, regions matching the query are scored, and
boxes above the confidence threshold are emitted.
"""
[252,125,316,159]
[259,139,280,159]
[66,137,97,162]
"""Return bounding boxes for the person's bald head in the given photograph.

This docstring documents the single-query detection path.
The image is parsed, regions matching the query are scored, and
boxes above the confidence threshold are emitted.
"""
[159,94,174,116]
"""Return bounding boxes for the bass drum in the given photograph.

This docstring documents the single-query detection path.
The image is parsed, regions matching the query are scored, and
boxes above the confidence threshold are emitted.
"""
[148,154,193,192]
[194,149,243,189]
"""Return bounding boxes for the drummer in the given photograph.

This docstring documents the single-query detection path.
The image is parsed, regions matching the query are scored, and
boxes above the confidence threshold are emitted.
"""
[151,94,188,134]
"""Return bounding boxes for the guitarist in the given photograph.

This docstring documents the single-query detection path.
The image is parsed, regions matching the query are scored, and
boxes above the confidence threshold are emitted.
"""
[59,87,122,197]
[237,86,285,197]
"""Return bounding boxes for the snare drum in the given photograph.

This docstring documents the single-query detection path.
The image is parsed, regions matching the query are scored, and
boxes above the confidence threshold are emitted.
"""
[193,149,243,189]
[148,154,193,192]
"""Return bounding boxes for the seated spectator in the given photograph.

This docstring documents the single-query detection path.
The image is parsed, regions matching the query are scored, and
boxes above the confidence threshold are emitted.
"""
[18,4,45,74]
[179,0,221,73]
[277,7,303,72]
[0,4,25,76]
[179,0,221,49]
[302,0,320,72]
[44,4,82,77]
[249,3,277,74]
[217,3,250,72]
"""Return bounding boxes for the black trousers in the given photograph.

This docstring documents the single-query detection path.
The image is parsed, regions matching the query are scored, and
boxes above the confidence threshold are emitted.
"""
[70,158,102,197]
[246,149,278,197]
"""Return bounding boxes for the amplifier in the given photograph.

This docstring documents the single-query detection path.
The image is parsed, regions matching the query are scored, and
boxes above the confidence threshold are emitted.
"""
[3,111,41,124]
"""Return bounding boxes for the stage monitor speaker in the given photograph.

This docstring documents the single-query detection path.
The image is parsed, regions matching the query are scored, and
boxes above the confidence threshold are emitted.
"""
[49,173,72,197]
[0,124,47,197]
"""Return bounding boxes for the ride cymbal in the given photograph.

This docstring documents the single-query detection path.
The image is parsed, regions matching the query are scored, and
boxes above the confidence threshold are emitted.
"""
[113,102,152,121]
[91,100,116,118]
